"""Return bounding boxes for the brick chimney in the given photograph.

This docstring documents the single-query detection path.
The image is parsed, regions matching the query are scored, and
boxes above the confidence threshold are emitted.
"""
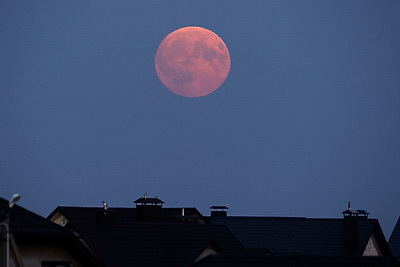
[342,202,369,256]
[210,206,228,217]
[134,194,164,222]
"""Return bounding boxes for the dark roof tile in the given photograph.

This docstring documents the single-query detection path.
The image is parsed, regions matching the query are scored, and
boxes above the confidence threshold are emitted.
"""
[50,206,244,266]
[208,216,389,257]
[50,206,204,224]
[194,254,400,267]
[389,216,400,259]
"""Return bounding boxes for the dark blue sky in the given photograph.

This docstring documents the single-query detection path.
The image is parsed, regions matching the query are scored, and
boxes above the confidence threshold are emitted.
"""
[1,1,399,236]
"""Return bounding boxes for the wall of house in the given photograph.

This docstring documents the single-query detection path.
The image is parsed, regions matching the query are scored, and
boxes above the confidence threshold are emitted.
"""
[11,243,84,267]
[362,234,382,256]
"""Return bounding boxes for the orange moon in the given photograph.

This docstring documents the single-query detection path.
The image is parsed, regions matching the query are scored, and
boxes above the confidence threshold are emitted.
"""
[155,26,231,97]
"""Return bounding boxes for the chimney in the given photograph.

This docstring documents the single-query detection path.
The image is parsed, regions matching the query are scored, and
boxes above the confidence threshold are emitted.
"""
[342,202,369,256]
[134,194,164,222]
[210,206,228,217]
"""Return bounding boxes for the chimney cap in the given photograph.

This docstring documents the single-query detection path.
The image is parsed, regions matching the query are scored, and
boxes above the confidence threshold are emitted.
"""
[134,197,164,205]
[210,205,228,210]
[356,209,370,216]
[342,202,369,217]
[210,206,228,217]
[342,208,356,216]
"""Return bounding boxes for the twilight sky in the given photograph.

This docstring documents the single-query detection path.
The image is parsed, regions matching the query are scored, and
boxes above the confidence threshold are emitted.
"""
[1,1,399,236]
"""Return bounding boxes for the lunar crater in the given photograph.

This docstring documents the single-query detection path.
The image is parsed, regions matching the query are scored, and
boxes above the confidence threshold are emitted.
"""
[155,26,230,97]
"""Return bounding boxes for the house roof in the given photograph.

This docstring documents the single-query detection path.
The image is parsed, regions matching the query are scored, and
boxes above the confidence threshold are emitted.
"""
[0,197,100,266]
[0,197,73,239]
[193,254,400,267]
[389,216,400,259]
[73,222,243,266]
[49,206,245,266]
[49,206,205,224]
[207,216,391,257]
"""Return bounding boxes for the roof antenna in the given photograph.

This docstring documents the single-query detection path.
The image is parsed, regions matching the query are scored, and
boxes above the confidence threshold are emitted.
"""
[342,201,354,217]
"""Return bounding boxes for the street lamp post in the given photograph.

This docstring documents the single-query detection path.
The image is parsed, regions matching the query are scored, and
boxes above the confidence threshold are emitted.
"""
[0,223,9,267]
[0,194,21,267]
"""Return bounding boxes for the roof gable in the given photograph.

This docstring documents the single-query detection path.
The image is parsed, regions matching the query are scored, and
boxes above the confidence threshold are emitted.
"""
[360,221,391,257]
[0,198,72,239]
[194,243,220,263]
[363,234,382,256]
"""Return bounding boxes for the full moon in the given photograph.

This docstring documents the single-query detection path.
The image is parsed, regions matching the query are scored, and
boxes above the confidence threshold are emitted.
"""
[155,26,231,97]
